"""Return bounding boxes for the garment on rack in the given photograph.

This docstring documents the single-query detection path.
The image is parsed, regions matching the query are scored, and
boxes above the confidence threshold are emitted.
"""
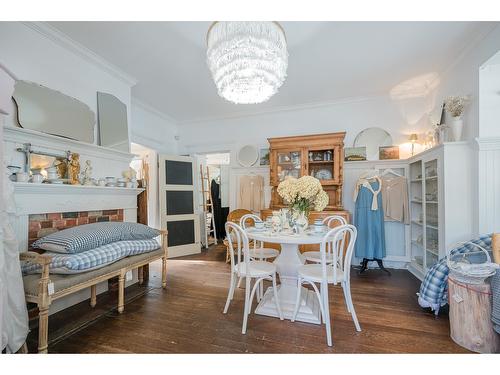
[238,175,264,212]
[353,177,381,210]
[381,175,409,224]
[353,177,386,259]
[210,179,227,239]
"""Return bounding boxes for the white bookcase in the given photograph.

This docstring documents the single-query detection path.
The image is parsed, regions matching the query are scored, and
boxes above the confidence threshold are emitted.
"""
[407,142,473,280]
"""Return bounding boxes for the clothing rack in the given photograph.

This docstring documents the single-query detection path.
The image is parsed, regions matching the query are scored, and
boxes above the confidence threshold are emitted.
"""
[199,164,217,248]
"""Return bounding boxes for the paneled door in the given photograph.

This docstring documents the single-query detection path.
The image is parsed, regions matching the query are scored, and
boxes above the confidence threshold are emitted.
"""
[159,154,201,258]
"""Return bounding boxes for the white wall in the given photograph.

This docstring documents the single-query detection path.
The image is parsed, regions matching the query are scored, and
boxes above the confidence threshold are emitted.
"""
[479,59,500,139]
[0,22,132,129]
[431,25,500,235]
[131,101,179,154]
[0,22,139,314]
[178,95,430,157]
[0,22,135,178]
[432,24,500,140]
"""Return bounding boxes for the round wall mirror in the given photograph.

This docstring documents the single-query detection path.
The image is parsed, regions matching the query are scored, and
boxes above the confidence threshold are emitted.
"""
[353,127,393,160]
[237,145,259,167]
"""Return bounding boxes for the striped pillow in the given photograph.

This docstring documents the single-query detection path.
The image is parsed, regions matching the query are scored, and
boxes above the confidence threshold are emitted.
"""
[32,222,161,254]
[23,239,160,274]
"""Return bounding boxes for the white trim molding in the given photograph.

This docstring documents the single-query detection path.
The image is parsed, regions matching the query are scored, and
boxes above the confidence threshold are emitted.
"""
[12,182,143,216]
[4,126,136,163]
[22,22,138,87]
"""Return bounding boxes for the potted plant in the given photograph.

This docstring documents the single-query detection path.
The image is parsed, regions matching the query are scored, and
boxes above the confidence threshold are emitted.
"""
[444,95,469,141]
[276,176,329,232]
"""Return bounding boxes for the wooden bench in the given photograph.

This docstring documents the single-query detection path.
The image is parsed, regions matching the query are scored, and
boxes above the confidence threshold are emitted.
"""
[19,230,168,353]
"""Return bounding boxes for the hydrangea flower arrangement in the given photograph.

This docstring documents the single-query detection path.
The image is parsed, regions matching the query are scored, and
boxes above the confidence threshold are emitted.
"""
[277,175,329,215]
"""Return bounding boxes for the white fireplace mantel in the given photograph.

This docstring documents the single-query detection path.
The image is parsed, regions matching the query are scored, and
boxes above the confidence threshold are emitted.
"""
[13,182,143,215]
[11,182,144,252]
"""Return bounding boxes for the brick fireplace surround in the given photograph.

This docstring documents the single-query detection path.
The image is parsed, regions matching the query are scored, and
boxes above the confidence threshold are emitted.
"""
[28,209,124,249]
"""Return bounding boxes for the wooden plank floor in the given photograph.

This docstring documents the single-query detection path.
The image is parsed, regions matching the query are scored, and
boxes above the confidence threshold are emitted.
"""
[49,244,468,353]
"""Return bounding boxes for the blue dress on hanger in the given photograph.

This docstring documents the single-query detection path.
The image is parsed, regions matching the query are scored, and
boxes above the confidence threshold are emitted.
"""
[354,180,386,259]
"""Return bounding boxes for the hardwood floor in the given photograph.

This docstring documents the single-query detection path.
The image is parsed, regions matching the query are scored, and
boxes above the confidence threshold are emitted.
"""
[47,244,468,353]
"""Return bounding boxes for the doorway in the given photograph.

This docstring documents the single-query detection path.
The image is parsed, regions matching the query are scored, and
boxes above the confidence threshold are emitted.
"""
[196,152,230,248]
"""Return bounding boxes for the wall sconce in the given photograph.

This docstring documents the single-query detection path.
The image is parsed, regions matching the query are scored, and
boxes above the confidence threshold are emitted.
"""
[409,133,418,156]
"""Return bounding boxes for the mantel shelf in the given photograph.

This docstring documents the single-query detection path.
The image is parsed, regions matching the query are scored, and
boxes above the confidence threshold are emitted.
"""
[3,126,136,163]
[12,182,144,196]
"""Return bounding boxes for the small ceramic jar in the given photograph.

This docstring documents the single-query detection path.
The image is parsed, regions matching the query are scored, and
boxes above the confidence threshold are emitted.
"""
[16,172,29,182]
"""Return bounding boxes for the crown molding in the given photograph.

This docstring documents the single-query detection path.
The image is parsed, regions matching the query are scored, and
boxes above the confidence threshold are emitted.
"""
[131,98,178,124]
[22,22,138,87]
[178,93,387,125]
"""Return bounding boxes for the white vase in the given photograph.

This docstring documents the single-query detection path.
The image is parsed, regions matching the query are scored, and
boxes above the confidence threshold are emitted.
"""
[294,212,309,233]
[450,116,463,141]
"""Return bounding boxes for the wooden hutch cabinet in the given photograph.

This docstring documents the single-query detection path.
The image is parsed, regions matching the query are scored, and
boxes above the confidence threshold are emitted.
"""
[268,132,346,210]
[261,132,350,252]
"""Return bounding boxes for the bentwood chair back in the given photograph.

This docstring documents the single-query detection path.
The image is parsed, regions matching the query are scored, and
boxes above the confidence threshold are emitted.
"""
[239,213,280,261]
[303,215,347,264]
[223,221,283,334]
[292,224,361,346]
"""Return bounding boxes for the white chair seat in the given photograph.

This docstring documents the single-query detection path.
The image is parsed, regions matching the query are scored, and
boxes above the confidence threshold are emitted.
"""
[302,251,333,264]
[249,247,279,259]
[297,264,344,284]
[236,261,277,278]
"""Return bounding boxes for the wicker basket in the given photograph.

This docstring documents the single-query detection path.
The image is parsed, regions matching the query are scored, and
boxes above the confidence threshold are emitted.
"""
[447,242,499,285]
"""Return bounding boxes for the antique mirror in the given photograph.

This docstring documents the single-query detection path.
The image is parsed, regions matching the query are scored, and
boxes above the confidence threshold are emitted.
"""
[353,127,393,161]
[97,92,129,152]
[237,145,259,167]
[12,81,95,143]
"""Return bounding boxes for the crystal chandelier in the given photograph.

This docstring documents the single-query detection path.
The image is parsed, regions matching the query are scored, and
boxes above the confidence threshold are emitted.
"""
[206,21,288,104]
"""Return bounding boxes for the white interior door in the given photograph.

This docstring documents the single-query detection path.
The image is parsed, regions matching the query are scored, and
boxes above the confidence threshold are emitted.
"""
[159,154,201,258]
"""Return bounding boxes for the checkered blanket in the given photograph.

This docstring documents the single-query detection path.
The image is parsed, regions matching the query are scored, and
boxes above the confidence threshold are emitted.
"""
[417,234,492,315]
[22,239,160,274]
[491,269,500,333]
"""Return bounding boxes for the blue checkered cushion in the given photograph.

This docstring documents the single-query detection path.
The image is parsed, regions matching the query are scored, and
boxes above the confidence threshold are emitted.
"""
[418,234,492,314]
[32,222,161,254]
[23,239,160,274]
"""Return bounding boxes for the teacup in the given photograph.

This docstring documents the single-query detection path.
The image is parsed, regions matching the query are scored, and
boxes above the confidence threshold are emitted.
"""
[314,224,325,233]
[16,172,29,182]
[254,221,264,230]
[98,179,106,186]
[105,176,116,184]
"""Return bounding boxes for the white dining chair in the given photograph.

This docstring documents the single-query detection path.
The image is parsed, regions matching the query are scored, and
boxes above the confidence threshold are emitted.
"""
[302,215,347,264]
[223,222,284,334]
[291,224,361,346]
[239,214,280,260]
[239,213,280,300]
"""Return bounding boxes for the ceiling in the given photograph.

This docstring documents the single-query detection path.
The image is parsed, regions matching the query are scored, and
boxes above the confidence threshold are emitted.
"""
[48,21,495,123]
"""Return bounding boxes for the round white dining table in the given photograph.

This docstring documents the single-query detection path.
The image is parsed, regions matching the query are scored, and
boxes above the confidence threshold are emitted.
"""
[245,228,324,324]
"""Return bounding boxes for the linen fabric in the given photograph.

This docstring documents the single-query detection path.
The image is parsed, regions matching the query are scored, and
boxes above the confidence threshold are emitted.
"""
[380,175,409,224]
[22,239,160,274]
[32,222,161,254]
[22,248,164,297]
[238,175,264,212]
[353,179,386,259]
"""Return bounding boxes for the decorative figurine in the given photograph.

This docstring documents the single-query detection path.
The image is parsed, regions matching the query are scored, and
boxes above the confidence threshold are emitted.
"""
[82,160,93,186]
[69,153,81,185]
[55,159,67,179]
